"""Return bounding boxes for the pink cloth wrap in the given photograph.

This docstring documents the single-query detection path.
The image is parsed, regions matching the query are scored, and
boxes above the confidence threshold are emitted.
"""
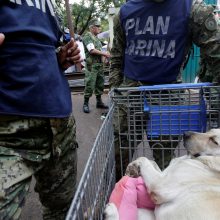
[109,176,155,220]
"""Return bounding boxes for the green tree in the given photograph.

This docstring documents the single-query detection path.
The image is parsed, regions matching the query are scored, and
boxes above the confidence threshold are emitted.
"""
[55,0,124,35]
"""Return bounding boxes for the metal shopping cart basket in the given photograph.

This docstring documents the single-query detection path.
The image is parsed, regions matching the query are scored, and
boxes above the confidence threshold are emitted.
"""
[66,83,220,220]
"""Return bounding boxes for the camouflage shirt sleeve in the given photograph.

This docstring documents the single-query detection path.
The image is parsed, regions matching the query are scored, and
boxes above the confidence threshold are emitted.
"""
[190,0,220,83]
[83,32,92,52]
[83,32,102,64]
[109,12,125,88]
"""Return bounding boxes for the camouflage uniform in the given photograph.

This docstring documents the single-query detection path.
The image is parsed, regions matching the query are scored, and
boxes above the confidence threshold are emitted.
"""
[197,5,220,83]
[0,2,79,220]
[197,52,213,82]
[83,32,105,102]
[0,114,78,220]
[110,0,220,179]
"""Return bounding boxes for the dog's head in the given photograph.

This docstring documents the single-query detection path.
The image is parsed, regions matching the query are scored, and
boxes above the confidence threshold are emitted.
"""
[183,129,220,157]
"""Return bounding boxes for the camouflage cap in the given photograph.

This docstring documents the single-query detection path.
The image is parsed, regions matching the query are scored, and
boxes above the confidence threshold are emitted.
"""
[89,18,101,27]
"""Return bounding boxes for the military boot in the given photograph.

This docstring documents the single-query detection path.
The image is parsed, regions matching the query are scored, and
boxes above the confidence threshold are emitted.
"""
[96,96,108,109]
[83,98,90,113]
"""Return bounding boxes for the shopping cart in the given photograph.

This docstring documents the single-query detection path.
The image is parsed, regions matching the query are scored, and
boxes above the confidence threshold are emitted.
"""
[66,83,220,220]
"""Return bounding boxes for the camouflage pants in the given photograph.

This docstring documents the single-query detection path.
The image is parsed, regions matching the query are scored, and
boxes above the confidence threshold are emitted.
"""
[84,63,105,99]
[114,77,178,181]
[0,114,78,220]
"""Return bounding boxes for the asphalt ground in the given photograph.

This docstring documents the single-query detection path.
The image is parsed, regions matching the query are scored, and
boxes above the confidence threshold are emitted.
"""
[20,93,109,220]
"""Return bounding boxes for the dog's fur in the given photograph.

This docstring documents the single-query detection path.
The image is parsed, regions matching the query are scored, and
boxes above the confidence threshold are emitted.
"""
[104,203,155,220]
[105,129,220,220]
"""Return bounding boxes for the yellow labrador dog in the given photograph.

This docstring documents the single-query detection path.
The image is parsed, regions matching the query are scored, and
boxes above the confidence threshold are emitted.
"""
[105,129,220,220]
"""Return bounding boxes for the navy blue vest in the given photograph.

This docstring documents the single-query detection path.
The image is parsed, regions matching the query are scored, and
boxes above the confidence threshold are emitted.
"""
[0,1,72,117]
[120,0,192,83]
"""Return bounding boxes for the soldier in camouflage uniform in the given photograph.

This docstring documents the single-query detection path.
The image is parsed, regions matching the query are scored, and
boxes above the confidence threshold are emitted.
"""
[197,5,220,83]
[110,0,220,180]
[0,1,81,219]
[82,19,110,113]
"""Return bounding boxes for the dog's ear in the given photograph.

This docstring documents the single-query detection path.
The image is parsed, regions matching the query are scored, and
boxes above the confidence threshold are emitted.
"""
[199,156,220,172]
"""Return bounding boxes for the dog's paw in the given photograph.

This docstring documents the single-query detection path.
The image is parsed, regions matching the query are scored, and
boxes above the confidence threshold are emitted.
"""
[104,203,119,220]
[125,157,147,177]
[150,191,160,204]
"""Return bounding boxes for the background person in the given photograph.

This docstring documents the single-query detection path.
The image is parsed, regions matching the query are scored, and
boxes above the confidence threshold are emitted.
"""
[82,18,110,113]
[0,1,81,219]
[110,0,220,180]
[64,30,86,73]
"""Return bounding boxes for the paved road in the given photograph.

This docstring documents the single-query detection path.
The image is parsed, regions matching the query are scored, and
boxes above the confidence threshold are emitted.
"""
[20,93,109,220]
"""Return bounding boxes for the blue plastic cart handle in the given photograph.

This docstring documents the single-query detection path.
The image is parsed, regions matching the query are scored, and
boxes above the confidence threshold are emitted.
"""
[138,82,212,91]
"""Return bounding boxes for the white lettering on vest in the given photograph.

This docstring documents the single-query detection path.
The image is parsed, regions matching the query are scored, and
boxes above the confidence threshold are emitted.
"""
[125,19,135,36]
[9,0,55,16]
[125,16,170,35]
[143,16,154,35]
[155,16,170,35]
[126,39,175,58]
[135,40,147,56]
[151,40,165,57]
[135,17,142,35]
[163,40,176,58]
[125,16,176,58]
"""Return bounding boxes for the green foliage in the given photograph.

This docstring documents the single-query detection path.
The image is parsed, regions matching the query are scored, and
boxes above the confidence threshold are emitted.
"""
[55,0,125,35]
[55,0,63,7]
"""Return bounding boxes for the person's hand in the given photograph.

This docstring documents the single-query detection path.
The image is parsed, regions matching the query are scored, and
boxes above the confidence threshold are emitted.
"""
[0,33,5,45]
[57,38,82,70]
[102,51,111,64]
[104,51,111,58]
